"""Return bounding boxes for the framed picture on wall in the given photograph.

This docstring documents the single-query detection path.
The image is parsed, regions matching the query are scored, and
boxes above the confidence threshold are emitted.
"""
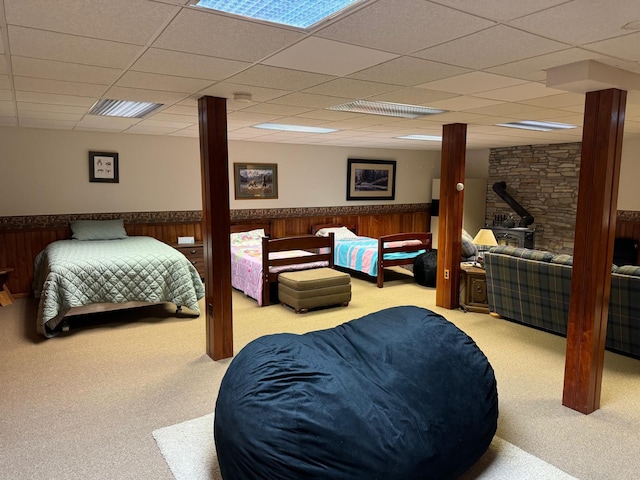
[233,163,278,199]
[89,151,119,183]
[347,159,396,200]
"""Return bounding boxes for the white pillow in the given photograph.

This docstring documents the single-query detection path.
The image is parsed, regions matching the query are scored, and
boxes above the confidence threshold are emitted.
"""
[315,226,358,240]
[230,228,265,246]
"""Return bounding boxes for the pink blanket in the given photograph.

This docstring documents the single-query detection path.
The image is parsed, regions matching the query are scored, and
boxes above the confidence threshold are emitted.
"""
[230,245,328,305]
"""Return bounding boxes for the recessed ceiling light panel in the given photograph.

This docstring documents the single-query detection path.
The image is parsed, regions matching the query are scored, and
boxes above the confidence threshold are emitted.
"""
[192,0,365,29]
[396,134,442,141]
[495,120,577,132]
[88,99,164,118]
[253,123,338,133]
[329,100,448,119]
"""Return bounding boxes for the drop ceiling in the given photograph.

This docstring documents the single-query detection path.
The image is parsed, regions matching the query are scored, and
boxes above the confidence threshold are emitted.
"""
[1,0,640,150]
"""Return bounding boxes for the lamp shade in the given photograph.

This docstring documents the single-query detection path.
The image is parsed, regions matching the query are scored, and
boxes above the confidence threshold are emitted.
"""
[472,229,498,247]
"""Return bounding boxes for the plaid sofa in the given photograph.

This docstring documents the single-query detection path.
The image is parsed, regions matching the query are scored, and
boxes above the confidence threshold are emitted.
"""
[485,245,640,358]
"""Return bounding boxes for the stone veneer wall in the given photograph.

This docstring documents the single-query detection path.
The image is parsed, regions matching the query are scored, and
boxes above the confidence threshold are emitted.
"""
[486,142,581,254]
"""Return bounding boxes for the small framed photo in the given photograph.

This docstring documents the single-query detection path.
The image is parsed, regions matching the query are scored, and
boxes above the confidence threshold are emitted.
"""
[233,163,278,199]
[89,151,119,183]
[347,158,396,200]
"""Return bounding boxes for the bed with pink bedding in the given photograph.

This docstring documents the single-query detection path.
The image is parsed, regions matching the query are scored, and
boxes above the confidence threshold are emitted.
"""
[230,227,334,306]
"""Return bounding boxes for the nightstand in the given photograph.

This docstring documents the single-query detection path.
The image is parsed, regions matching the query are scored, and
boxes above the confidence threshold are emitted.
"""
[172,243,204,279]
[0,267,15,306]
[459,263,489,314]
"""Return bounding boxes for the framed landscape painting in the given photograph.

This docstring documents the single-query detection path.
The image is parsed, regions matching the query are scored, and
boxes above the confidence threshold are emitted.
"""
[347,158,396,200]
[233,163,278,199]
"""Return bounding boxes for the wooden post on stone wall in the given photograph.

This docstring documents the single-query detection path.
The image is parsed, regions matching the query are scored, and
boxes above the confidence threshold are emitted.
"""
[198,96,233,360]
[563,88,626,414]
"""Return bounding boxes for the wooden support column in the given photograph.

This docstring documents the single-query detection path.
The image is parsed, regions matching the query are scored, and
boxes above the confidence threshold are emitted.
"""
[436,123,467,309]
[563,88,626,414]
[198,96,233,360]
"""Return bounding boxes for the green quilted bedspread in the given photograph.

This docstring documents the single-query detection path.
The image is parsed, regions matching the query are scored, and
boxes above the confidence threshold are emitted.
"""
[33,236,205,337]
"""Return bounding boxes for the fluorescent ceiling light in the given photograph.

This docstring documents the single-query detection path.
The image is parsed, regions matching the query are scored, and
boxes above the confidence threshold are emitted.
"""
[88,99,164,118]
[396,134,442,141]
[191,0,364,29]
[253,123,338,133]
[329,100,448,119]
[495,120,577,132]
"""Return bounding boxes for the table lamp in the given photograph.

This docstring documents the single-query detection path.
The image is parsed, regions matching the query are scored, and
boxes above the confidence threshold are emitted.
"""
[472,228,498,268]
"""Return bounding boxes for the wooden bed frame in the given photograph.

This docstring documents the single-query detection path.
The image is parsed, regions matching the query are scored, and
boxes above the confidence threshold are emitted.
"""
[311,223,432,288]
[231,221,335,305]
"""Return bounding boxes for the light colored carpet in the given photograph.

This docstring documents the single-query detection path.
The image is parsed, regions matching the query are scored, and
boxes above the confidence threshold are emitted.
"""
[153,413,578,480]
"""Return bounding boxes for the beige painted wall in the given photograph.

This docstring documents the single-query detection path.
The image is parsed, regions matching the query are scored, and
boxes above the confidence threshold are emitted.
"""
[0,126,440,216]
[2,125,637,217]
[620,136,640,211]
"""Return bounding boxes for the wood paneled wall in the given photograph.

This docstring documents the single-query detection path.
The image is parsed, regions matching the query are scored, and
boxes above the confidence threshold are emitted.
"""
[0,210,428,297]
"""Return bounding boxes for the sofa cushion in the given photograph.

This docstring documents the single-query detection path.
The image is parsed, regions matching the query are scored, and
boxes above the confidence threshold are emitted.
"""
[490,245,554,262]
[461,229,478,259]
[616,265,640,277]
[550,254,573,265]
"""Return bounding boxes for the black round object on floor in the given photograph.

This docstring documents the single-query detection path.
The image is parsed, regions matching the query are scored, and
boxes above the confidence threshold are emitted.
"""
[214,305,498,480]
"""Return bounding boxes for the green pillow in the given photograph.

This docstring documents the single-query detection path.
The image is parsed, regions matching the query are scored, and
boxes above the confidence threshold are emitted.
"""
[71,219,128,241]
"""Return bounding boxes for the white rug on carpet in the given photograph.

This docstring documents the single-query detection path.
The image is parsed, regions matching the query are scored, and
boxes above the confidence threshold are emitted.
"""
[153,414,578,480]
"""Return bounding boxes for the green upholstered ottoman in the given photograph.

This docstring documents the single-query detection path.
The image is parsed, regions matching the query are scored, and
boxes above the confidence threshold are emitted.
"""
[278,268,351,313]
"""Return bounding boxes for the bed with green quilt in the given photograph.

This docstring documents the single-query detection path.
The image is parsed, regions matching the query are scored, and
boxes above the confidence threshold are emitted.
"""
[33,229,205,338]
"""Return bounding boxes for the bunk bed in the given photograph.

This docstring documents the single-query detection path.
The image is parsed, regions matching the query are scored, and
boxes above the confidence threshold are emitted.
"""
[311,223,431,287]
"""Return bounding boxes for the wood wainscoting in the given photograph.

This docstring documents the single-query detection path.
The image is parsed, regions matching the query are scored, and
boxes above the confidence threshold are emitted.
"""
[0,205,430,297]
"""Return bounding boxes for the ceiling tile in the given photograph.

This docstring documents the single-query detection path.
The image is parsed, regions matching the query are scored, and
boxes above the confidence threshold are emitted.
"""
[5,0,179,45]
[14,76,107,97]
[349,56,470,86]
[0,55,6,74]
[368,87,459,105]
[19,117,75,129]
[475,82,567,102]
[0,75,10,89]
[418,72,528,94]
[413,25,568,70]
[115,71,213,94]
[426,95,504,111]
[584,32,640,63]
[8,26,143,69]
[484,48,612,81]
[153,8,304,62]
[226,65,335,91]
[150,112,198,123]
[516,93,584,109]
[131,48,251,81]
[303,78,398,98]
[76,115,138,129]
[102,86,188,104]
[316,0,494,54]
[198,83,290,103]
[241,104,314,116]
[11,57,121,85]
[15,91,97,107]
[509,0,640,45]
[18,102,88,114]
[18,110,83,121]
[262,37,398,76]
[0,101,16,115]
[465,102,546,116]
[0,90,14,101]
[269,92,352,109]
[429,0,568,22]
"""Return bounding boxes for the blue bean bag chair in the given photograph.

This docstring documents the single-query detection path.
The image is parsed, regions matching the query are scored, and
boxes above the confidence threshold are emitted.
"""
[214,306,498,480]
